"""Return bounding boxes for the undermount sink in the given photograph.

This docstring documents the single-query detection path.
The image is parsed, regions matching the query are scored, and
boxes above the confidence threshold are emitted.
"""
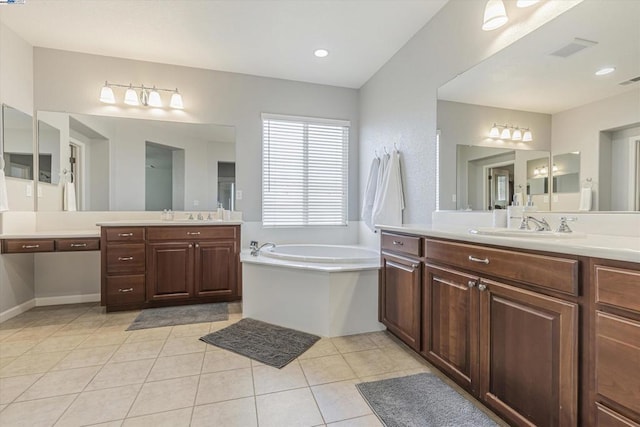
[469,227,586,238]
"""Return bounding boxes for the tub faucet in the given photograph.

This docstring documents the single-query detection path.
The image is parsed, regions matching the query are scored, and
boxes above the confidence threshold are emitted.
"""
[519,215,551,231]
[250,242,276,256]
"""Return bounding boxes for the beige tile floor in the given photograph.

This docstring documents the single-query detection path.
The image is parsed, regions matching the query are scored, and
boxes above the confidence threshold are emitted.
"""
[0,303,505,427]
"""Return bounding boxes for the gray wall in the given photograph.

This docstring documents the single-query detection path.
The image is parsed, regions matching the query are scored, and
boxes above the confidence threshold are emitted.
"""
[33,48,360,222]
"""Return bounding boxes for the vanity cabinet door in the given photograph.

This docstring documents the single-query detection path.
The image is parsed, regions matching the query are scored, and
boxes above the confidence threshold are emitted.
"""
[380,252,421,351]
[422,264,479,394]
[146,242,194,301]
[194,240,237,297]
[478,278,578,427]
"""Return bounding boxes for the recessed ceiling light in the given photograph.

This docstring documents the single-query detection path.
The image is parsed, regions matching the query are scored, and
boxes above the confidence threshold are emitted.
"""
[595,67,616,76]
[314,49,329,58]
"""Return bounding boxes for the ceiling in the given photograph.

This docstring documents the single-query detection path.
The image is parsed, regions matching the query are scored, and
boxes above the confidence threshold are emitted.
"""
[438,0,640,114]
[0,0,448,89]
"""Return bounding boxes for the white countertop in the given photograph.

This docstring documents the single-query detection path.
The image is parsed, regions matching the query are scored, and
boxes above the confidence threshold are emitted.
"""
[378,224,640,263]
[0,230,100,239]
[95,220,243,226]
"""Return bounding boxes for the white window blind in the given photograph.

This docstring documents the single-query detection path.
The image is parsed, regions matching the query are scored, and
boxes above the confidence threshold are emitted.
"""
[262,114,349,227]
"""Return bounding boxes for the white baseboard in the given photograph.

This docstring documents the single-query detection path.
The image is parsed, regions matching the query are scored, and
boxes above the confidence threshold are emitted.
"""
[35,294,101,307]
[0,299,36,323]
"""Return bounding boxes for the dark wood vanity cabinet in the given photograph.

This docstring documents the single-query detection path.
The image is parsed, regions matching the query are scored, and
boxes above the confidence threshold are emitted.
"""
[101,224,241,311]
[379,232,422,351]
[591,260,640,426]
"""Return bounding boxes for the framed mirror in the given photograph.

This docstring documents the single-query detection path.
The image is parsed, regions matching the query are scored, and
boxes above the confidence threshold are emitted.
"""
[36,111,236,212]
[437,1,640,211]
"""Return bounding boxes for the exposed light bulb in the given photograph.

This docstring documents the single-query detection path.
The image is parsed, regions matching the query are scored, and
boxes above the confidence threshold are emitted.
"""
[99,82,115,104]
[170,90,184,109]
[500,126,511,140]
[489,124,500,138]
[148,87,162,107]
[124,85,139,106]
[522,129,533,142]
[512,128,522,141]
[482,0,508,31]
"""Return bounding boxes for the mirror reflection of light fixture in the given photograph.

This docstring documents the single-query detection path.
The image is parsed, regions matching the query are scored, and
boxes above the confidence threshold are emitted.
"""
[99,81,115,104]
[541,165,548,175]
[482,0,508,31]
[99,81,184,109]
[534,167,540,176]
[552,164,558,172]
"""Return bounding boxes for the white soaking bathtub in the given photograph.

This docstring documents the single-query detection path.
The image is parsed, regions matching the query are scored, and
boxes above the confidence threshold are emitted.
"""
[240,244,384,337]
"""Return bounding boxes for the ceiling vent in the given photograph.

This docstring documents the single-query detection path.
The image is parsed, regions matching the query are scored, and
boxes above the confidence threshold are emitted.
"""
[550,38,598,58]
[619,76,640,86]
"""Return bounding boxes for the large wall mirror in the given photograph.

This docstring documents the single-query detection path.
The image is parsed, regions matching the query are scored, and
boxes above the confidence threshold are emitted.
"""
[437,0,640,212]
[36,112,236,212]
[2,104,34,181]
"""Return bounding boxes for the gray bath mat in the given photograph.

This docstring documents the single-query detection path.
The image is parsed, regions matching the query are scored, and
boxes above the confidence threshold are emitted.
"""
[126,303,228,331]
[199,318,320,368]
[356,373,498,427]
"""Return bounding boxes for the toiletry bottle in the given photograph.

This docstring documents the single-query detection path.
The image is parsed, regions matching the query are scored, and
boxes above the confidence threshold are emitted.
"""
[217,202,224,220]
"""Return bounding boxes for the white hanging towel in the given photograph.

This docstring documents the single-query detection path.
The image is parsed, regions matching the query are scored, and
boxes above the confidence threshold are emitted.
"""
[578,187,592,211]
[372,150,405,226]
[63,181,77,211]
[361,157,380,231]
[371,153,389,221]
[0,169,9,212]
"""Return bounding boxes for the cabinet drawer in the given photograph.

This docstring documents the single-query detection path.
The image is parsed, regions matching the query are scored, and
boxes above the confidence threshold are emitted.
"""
[106,244,145,274]
[56,238,100,251]
[146,226,237,241]
[595,265,640,314]
[106,275,145,306]
[425,239,578,295]
[381,232,421,257]
[596,403,640,427]
[596,312,640,417]
[105,227,145,243]
[2,239,55,253]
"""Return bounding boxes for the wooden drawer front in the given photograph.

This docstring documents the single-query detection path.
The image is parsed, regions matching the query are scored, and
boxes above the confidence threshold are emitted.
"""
[381,232,421,257]
[106,244,145,274]
[56,238,100,251]
[425,239,578,295]
[106,275,145,306]
[146,226,237,241]
[595,265,640,314]
[596,404,640,427]
[2,239,55,253]
[596,312,640,417]
[105,227,145,243]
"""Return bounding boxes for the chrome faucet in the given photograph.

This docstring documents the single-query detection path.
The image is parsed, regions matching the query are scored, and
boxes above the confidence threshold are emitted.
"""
[250,242,276,256]
[519,215,551,231]
[556,216,577,233]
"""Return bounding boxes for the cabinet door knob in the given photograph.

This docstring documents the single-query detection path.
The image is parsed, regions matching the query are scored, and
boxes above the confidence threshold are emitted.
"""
[468,280,476,288]
[118,288,134,293]
[187,231,201,236]
[22,244,40,249]
[117,232,134,237]
[118,256,134,261]
[70,243,87,248]
[478,284,487,291]
[468,255,489,264]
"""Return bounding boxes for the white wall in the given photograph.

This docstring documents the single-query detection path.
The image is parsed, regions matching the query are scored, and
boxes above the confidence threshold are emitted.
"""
[33,48,360,223]
[359,0,578,231]
[0,21,36,318]
[551,89,640,210]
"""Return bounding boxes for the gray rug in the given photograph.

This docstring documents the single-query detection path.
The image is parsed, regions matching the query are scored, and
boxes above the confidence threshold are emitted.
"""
[126,303,228,331]
[199,318,320,368]
[356,373,499,427]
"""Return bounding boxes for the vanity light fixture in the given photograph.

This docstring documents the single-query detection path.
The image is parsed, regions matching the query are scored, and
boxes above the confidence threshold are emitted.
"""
[516,0,539,7]
[500,126,511,139]
[482,0,508,31]
[98,81,185,109]
[489,123,501,138]
[512,127,522,141]
[488,124,533,142]
[522,128,533,142]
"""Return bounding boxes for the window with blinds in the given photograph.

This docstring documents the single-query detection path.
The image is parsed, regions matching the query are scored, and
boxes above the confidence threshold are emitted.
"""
[262,113,349,227]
